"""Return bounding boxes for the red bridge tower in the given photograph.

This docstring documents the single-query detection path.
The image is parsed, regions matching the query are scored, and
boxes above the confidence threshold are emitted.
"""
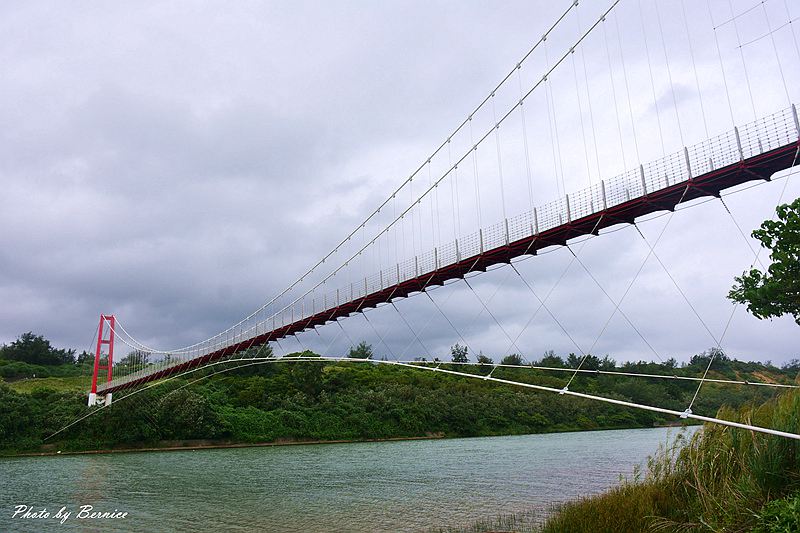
[89,314,115,406]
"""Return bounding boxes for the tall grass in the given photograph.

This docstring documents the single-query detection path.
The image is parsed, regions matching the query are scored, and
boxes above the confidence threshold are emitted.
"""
[542,391,800,532]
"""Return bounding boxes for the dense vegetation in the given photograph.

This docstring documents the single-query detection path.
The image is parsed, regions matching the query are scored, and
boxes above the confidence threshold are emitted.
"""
[0,332,797,456]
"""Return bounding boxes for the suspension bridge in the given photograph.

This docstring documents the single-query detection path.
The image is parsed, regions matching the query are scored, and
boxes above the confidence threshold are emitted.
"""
[67,0,800,441]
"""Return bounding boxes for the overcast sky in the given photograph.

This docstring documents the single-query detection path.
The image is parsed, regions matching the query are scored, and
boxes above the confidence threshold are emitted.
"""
[1,0,798,365]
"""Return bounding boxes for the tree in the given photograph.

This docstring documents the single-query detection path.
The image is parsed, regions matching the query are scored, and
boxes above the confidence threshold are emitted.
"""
[228,344,276,376]
[75,350,94,365]
[348,341,374,359]
[563,353,603,370]
[501,353,524,366]
[118,350,150,370]
[729,198,800,324]
[450,343,468,363]
[157,389,225,439]
[599,355,616,371]
[285,350,319,358]
[539,350,565,368]
[781,358,800,373]
[689,347,730,372]
[0,332,74,365]
[476,353,493,365]
[289,360,324,398]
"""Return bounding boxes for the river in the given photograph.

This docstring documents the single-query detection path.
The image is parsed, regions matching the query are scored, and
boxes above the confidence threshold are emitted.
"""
[0,426,694,532]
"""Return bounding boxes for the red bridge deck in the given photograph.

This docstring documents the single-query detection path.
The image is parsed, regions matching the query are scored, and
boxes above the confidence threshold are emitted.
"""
[99,138,798,395]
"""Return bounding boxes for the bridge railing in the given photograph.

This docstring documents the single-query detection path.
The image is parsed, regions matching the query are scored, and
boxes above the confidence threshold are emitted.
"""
[101,105,799,392]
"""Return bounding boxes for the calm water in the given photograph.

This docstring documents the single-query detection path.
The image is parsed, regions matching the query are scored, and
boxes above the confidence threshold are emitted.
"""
[0,427,693,532]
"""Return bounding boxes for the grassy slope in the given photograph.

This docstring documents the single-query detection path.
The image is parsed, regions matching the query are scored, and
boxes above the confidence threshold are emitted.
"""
[8,376,89,393]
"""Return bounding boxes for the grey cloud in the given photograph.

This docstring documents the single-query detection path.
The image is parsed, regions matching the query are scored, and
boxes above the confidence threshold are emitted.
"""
[0,0,798,367]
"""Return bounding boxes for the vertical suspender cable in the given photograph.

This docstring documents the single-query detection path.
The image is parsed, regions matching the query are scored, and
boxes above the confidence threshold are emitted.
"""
[614,11,641,164]
[570,43,594,187]
[680,0,710,138]
[760,2,791,106]
[602,17,628,169]
[576,7,603,185]
[517,67,536,216]
[638,0,667,156]
[727,0,758,119]
[654,0,686,146]
[469,118,483,230]
[491,94,507,223]
[544,38,566,198]
[782,0,800,60]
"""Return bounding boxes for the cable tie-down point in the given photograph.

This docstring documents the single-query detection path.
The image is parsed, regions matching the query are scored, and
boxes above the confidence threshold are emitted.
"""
[559,386,568,395]
[680,408,692,419]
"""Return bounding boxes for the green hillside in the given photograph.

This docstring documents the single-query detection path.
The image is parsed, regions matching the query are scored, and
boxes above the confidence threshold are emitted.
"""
[1,338,797,455]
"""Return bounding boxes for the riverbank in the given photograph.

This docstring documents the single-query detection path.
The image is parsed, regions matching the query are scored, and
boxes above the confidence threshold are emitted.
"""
[2,420,701,458]
[5,433,446,458]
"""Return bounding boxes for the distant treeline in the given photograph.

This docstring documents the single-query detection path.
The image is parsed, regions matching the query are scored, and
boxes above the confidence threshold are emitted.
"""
[0,332,92,380]
[3,331,799,379]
